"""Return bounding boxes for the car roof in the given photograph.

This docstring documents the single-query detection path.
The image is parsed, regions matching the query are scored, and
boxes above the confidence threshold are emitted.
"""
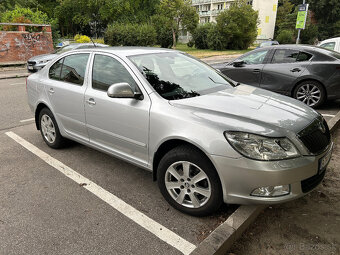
[319,37,340,43]
[69,46,176,57]
[253,44,325,51]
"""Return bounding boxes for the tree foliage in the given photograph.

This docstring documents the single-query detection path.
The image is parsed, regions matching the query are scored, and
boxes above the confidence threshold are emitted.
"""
[158,0,199,48]
[215,0,258,50]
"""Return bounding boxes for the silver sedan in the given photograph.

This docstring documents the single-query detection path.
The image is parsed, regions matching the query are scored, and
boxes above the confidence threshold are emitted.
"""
[26,47,333,216]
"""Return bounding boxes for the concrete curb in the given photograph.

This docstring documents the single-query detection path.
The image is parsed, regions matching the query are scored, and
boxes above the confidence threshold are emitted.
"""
[192,112,340,255]
[0,73,29,80]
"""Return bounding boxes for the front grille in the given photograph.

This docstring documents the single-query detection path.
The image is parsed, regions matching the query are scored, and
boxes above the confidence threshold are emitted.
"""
[301,171,325,193]
[298,119,330,154]
[27,61,36,65]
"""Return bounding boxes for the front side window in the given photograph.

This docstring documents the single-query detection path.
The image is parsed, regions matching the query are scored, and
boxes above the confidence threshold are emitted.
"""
[239,50,269,65]
[129,52,233,100]
[92,54,137,92]
[59,54,89,85]
[272,49,299,64]
[320,42,335,51]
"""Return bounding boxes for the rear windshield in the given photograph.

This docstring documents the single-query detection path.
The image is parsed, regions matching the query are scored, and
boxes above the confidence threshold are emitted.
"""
[315,46,340,60]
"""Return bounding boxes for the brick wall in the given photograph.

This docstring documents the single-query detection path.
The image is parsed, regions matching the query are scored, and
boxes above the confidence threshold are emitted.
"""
[0,24,54,64]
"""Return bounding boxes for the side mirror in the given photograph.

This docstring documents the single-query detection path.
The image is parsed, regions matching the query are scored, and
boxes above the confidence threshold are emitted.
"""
[233,60,246,67]
[107,82,143,100]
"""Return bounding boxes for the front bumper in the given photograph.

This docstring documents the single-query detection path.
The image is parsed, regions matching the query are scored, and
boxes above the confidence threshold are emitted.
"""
[212,143,333,204]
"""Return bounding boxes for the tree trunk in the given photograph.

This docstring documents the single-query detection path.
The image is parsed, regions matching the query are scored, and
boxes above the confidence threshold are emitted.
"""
[172,27,176,49]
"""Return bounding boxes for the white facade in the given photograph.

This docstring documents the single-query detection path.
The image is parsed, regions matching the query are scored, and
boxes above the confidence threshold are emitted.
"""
[191,0,278,41]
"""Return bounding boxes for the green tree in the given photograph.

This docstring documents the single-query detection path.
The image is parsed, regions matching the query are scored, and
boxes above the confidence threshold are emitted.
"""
[158,0,199,48]
[214,0,258,50]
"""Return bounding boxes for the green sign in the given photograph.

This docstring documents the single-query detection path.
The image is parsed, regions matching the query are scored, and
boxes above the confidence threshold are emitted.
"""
[296,4,309,29]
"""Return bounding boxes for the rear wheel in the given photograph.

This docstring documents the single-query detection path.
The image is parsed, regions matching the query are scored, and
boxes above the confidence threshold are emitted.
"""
[157,145,222,216]
[293,80,325,108]
[39,108,67,149]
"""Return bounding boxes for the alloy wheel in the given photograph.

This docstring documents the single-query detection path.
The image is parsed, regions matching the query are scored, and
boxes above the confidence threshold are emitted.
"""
[41,114,56,144]
[296,83,321,107]
[164,161,211,209]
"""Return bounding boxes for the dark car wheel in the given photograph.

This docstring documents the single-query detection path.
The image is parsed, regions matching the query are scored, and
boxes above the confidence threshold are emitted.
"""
[157,145,223,216]
[293,80,326,108]
[39,108,67,149]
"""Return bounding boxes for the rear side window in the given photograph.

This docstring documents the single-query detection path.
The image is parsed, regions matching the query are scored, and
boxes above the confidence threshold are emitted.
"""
[49,53,89,85]
[320,42,335,50]
[92,54,137,92]
[272,49,299,64]
[49,58,63,80]
[297,52,313,62]
[60,54,89,85]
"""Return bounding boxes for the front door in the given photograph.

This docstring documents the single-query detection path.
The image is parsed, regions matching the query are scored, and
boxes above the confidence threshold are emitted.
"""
[222,49,270,87]
[84,53,150,167]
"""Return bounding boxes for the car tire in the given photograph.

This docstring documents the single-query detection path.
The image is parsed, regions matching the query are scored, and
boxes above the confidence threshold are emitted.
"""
[293,80,326,108]
[157,145,223,216]
[39,108,67,149]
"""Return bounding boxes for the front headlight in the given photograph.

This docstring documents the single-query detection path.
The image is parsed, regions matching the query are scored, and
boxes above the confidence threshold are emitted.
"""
[224,132,300,161]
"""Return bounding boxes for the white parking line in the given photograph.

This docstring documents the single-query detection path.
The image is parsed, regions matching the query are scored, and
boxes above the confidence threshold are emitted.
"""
[5,131,196,255]
[10,83,25,86]
[19,118,35,123]
[322,114,336,118]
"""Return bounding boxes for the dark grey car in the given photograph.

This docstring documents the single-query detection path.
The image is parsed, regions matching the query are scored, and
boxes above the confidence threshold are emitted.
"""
[214,45,340,108]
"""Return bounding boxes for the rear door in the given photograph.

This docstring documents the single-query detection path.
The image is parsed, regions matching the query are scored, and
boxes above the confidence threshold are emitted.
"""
[45,53,90,142]
[260,49,312,94]
[221,49,270,87]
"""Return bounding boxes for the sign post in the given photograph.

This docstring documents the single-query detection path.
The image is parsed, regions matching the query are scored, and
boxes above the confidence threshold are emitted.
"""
[296,1,308,44]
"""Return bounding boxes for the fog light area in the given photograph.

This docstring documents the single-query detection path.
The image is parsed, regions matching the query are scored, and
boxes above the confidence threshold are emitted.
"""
[251,185,290,197]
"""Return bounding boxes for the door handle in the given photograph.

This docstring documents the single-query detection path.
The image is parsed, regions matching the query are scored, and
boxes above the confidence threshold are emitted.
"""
[290,68,301,72]
[86,98,96,106]
[253,69,261,73]
[48,88,54,94]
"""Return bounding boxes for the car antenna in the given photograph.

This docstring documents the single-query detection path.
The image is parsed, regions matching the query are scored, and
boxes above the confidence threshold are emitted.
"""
[90,37,97,47]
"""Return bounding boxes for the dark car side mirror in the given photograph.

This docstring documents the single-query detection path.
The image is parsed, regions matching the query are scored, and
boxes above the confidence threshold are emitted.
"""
[233,60,246,67]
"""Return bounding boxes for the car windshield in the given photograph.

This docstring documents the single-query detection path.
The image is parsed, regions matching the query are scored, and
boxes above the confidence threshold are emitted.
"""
[55,44,80,54]
[128,52,233,100]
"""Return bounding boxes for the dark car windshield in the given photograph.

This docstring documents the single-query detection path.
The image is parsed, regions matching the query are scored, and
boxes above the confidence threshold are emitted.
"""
[55,44,80,54]
[128,52,233,100]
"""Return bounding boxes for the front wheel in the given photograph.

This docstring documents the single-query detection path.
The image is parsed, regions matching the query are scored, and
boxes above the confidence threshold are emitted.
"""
[293,80,326,108]
[157,145,222,216]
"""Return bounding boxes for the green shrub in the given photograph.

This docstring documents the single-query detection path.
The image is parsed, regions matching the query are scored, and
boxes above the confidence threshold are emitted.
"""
[192,23,214,49]
[207,25,226,50]
[105,23,156,47]
[300,24,319,44]
[187,40,194,48]
[150,15,173,48]
[277,29,295,44]
[74,34,91,43]
[215,1,258,50]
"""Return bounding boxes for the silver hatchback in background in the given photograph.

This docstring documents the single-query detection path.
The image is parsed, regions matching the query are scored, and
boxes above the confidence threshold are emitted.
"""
[26,47,333,216]
[27,43,108,72]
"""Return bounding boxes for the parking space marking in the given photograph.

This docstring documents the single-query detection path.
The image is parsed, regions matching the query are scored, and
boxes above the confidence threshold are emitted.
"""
[19,118,35,123]
[5,131,196,255]
[322,114,336,118]
[10,82,25,86]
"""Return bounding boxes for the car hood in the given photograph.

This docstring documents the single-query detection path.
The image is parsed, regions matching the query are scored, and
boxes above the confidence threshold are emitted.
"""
[169,85,319,135]
[28,53,57,62]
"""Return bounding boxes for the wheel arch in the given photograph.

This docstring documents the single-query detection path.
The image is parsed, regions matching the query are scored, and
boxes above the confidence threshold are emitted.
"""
[292,78,327,98]
[35,102,51,130]
[152,138,217,182]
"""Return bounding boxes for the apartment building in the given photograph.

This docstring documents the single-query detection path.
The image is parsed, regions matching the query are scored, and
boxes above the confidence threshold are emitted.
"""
[191,0,279,41]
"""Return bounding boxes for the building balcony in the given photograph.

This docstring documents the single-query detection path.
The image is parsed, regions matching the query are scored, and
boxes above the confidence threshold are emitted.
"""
[192,0,211,5]
[199,10,211,16]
